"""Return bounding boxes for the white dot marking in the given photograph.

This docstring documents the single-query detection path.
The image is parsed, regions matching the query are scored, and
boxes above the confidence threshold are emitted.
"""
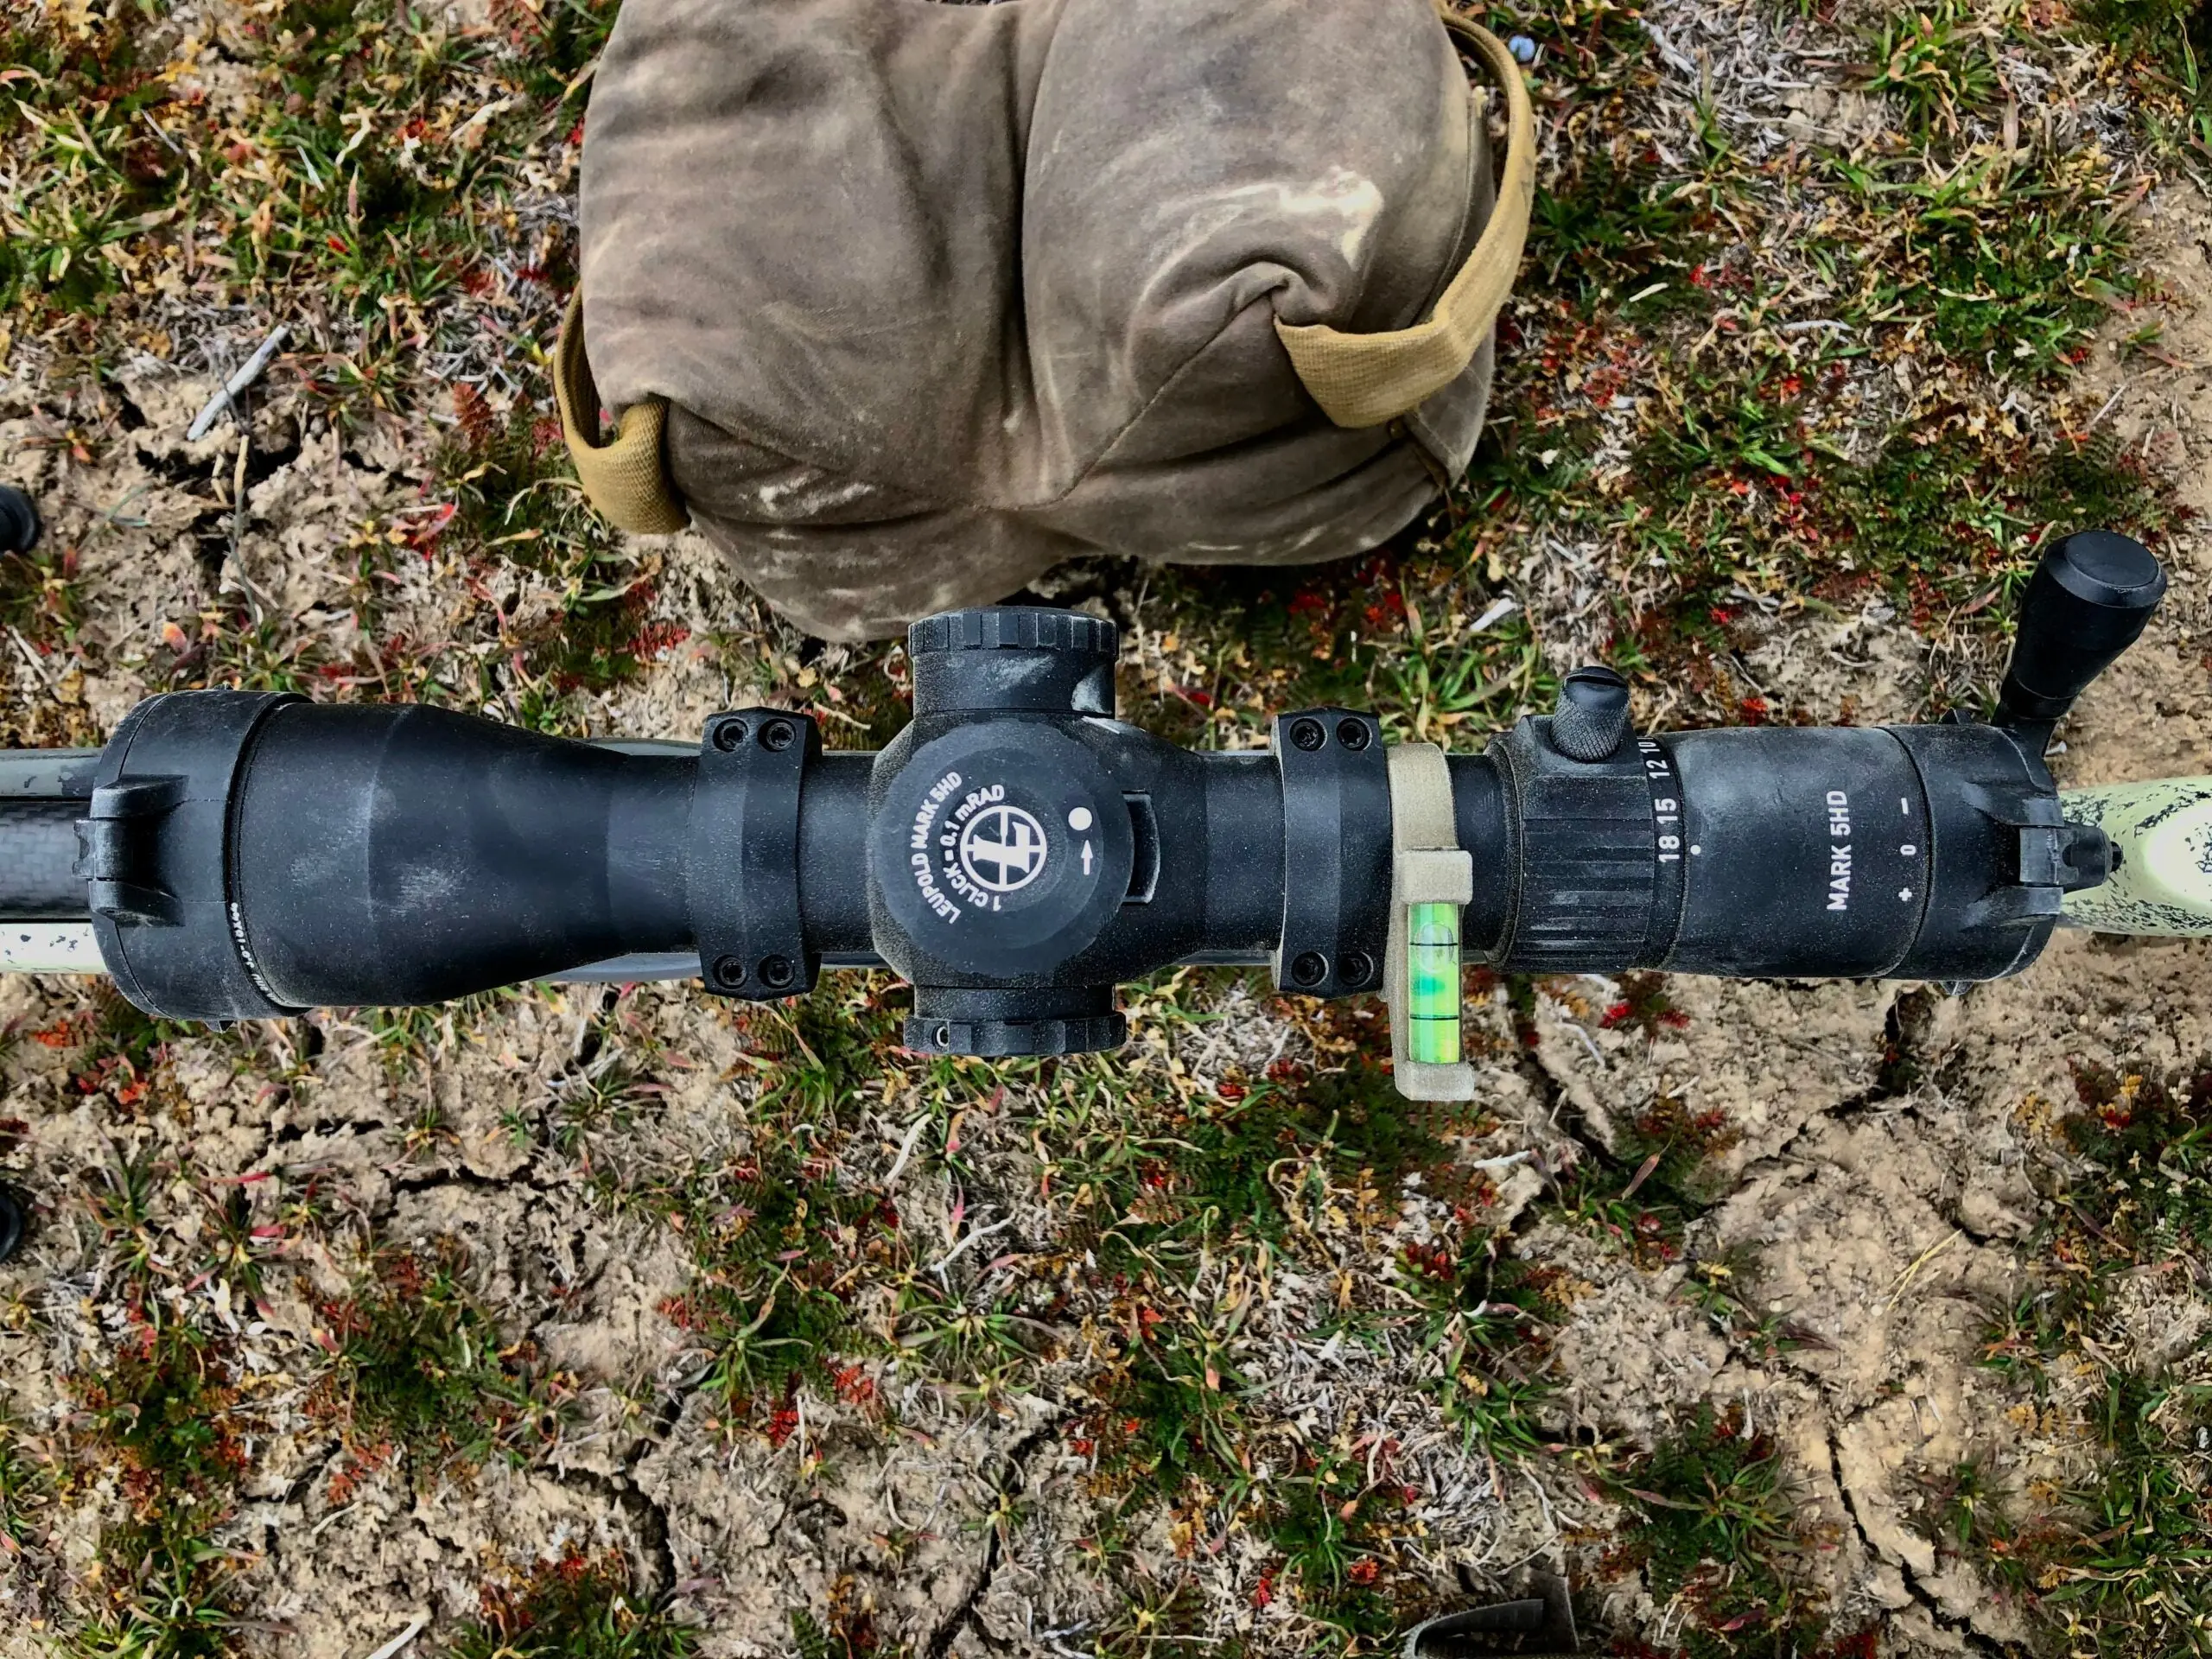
[1067,806,1093,832]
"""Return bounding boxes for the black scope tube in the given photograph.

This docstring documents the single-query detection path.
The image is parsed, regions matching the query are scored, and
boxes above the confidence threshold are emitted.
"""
[10,704,2082,1007]
[232,704,696,1006]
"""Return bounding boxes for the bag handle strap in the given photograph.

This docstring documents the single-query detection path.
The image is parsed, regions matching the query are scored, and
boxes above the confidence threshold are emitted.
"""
[1274,10,1535,429]
[554,290,690,535]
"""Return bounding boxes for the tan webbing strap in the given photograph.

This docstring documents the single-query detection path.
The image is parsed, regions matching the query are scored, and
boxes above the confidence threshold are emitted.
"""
[1274,10,1535,429]
[554,291,690,535]
[1385,742,1476,1103]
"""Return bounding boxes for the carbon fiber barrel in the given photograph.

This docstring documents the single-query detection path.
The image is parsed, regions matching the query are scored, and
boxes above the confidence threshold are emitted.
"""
[0,799,87,918]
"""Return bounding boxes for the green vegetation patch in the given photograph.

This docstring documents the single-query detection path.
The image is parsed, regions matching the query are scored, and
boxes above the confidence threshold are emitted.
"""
[1602,1404,1832,1657]
[1,0,616,382]
[1046,993,1557,1649]
[68,1322,253,1659]
[314,1239,574,1491]
[451,1548,697,1659]
[2089,0,2212,160]
[579,988,912,1432]
[1965,1058,2212,1656]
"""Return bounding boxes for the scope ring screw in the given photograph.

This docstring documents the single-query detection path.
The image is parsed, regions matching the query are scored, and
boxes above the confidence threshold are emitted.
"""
[1289,717,1326,752]
[758,954,796,989]
[712,718,748,753]
[1290,950,1329,987]
[1340,950,1375,986]
[710,955,747,988]
[1335,718,1371,752]
[760,718,798,753]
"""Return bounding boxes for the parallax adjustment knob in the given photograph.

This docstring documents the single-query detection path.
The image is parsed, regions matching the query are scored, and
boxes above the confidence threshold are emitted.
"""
[906,607,1118,717]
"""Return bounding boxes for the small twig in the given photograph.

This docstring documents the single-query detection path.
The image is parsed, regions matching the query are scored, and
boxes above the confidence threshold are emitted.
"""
[359,1613,429,1659]
[10,628,57,693]
[884,1114,931,1187]
[186,324,287,442]
[309,1499,360,1539]
[226,429,267,626]
[1883,1229,1961,1311]
[1619,1151,1662,1202]
[1470,595,1519,632]
[1467,1150,1534,1174]
[931,1214,1014,1277]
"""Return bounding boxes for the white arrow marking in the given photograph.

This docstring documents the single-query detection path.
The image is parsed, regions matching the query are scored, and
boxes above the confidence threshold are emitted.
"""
[1082,841,1093,875]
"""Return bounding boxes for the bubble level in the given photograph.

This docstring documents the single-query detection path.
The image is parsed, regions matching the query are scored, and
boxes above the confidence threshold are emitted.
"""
[1407,902,1461,1065]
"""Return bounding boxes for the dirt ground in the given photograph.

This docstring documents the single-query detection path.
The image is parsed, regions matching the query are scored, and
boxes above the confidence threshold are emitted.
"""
[0,0,2208,1656]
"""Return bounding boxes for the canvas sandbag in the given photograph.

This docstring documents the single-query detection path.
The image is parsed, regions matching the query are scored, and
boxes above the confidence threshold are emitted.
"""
[561,0,1533,641]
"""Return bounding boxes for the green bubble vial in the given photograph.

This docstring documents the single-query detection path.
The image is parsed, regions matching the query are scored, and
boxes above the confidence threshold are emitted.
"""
[1407,902,1461,1065]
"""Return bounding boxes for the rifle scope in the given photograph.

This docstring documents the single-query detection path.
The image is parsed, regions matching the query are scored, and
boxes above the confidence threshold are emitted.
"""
[0,531,2168,1101]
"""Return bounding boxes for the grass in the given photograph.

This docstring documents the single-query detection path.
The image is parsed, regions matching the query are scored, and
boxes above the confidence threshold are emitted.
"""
[0,1408,47,1555]
[1602,1404,1829,1657]
[449,1548,696,1659]
[312,1239,575,1491]
[1964,1058,2212,1656]
[435,390,691,721]
[1033,993,1560,1649]
[68,1322,251,1659]
[555,986,914,1429]
[1851,1,2004,137]
[0,0,615,391]
[1440,0,2176,727]
[2092,0,2212,162]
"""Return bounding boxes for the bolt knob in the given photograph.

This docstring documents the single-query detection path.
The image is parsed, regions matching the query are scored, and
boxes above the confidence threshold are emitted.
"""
[1998,531,2166,728]
[1549,666,1632,761]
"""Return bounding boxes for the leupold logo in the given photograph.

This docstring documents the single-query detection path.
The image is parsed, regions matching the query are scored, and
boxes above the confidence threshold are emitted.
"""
[957,804,1049,893]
